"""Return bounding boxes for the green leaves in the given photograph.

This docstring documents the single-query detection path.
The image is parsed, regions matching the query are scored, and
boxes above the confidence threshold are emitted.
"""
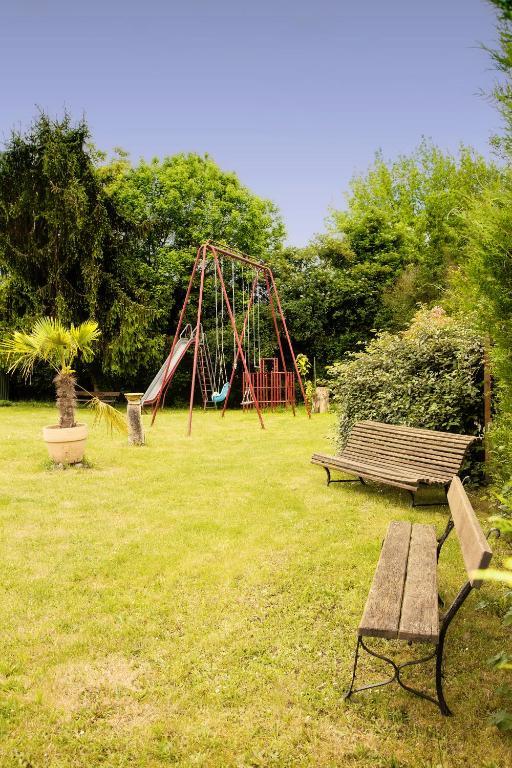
[0,317,100,377]
[488,709,512,732]
[327,308,483,452]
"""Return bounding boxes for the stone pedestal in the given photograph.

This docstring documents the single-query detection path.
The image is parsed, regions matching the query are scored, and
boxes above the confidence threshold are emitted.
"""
[313,386,330,414]
[125,393,145,445]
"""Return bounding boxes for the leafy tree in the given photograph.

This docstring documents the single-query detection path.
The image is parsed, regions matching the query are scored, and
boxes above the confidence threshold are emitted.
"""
[98,151,284,258]
[95,152,285,394]
[329,141,498,328]
[0,112,154,390]
[268,238,387,372]
[448,1,512,481]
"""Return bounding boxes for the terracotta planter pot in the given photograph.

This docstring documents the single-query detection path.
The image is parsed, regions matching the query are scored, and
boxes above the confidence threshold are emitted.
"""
[42,423,88,464]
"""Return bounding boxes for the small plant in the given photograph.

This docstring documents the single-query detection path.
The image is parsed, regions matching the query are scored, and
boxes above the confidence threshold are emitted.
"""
[296,353,314,411]
[1,317,126,434]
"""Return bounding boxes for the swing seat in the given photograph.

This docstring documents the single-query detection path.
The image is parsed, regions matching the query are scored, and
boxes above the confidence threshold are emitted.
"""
[212,382,230,404]
[241,387,253,406]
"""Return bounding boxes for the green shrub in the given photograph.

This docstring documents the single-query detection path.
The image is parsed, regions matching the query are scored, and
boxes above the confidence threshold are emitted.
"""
[327,308,484,452]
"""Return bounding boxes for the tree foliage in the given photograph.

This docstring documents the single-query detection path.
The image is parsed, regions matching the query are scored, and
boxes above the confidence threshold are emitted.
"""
[0,115,286,395]
[0,112,155,389]
[328,141,498,328]
[327,308,484,455]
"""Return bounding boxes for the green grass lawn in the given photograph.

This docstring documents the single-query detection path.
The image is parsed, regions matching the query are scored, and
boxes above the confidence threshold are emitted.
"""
[0,404,510,767]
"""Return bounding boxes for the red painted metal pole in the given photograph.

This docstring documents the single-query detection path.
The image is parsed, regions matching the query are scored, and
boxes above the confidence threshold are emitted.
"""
[221,274,258,417]
[211,247,265,430]
[267,269,310,417]
[206,242,267,272]
[187,244,208,436]
[151,246,202,425]
[264,271,295,415]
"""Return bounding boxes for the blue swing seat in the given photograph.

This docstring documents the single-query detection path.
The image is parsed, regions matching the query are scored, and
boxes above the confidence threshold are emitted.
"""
[212,382,230,404]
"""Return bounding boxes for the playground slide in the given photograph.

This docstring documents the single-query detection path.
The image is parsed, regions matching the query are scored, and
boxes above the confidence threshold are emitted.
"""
[142,333,194,406]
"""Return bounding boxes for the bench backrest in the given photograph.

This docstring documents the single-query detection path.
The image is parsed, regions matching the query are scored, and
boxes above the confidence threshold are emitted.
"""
[447,477,492,587]
[344,421,476,480]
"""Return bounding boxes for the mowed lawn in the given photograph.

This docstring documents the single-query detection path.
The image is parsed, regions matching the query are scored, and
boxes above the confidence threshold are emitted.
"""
[0,405,510,768]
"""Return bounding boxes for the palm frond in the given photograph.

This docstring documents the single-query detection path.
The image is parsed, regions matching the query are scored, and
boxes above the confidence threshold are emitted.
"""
[69,321,101,362]
[1,318,102,376]
[0,327,51,377]
[87,397,128,435]
[33,317,71,352]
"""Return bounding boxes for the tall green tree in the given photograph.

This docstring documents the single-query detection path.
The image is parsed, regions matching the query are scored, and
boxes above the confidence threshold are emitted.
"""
[0,116,286,395]
[0,112,154,389]
[329,141,498,328]
[96,152,285,392]
[450,0,512,480]
[267,143,497,374]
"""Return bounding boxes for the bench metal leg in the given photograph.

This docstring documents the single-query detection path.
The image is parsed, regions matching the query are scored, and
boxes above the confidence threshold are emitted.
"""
[323,466,365,487]
[345,636,449,714]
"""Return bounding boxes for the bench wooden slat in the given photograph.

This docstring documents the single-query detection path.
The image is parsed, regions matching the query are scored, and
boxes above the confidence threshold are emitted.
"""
[355,421,476,446]
[341,453,453,485]
[343,444,460,472]
[358,521,412,639]
[347,432,471,461]
[311,454,420,483]
[398,524,439,642]
[311,455,421,491]
[342,446,459,475]
[447,477,493,587]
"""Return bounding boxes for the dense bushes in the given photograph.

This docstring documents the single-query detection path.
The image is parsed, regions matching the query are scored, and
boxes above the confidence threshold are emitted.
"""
[327,308,484,451]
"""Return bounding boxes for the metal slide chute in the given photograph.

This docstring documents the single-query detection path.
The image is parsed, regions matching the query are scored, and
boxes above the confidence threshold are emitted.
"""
[142,325,194,406]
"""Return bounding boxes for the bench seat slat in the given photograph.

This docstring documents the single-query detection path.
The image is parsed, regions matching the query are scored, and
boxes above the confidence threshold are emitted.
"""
[343,443,461,472]
[398,524,439,642]
[340,448,456,478]
[311,454,420,483]
[358,521,412,639]
[340,453,453,484]
[311,452,446,484]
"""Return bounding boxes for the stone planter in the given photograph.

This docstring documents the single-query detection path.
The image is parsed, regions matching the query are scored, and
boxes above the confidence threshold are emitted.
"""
[42,423,88,464]
[125,392,145,445]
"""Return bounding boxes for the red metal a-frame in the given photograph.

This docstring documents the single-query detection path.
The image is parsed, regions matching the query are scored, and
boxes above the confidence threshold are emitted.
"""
[151,242,310,435]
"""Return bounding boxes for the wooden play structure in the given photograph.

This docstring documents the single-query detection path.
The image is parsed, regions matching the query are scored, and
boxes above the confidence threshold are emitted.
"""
[143,242,309,434]
[241,357,295,410]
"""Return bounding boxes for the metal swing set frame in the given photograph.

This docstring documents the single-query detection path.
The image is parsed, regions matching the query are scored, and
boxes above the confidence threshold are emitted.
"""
[151,242,310,435]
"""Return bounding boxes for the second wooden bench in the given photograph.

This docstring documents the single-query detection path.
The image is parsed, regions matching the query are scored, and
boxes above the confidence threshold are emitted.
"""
[344,477,494,715]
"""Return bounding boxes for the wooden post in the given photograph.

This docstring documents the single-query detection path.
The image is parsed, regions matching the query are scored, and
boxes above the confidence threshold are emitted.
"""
[483,337,492,470]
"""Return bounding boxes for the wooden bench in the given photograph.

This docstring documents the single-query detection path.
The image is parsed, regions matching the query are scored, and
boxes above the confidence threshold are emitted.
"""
[311,420,477,506]
[76,391,120,405]
[345,477,494,715]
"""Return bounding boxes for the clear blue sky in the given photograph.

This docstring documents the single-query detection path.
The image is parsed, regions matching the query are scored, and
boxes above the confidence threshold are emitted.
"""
[0,0,502,246]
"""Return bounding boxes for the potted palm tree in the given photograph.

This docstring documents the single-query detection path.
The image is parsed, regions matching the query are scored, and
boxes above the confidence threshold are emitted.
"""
[1,317,126,463]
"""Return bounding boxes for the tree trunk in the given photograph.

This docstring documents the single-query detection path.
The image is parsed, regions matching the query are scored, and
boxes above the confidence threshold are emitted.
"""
[54,372,77,428]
